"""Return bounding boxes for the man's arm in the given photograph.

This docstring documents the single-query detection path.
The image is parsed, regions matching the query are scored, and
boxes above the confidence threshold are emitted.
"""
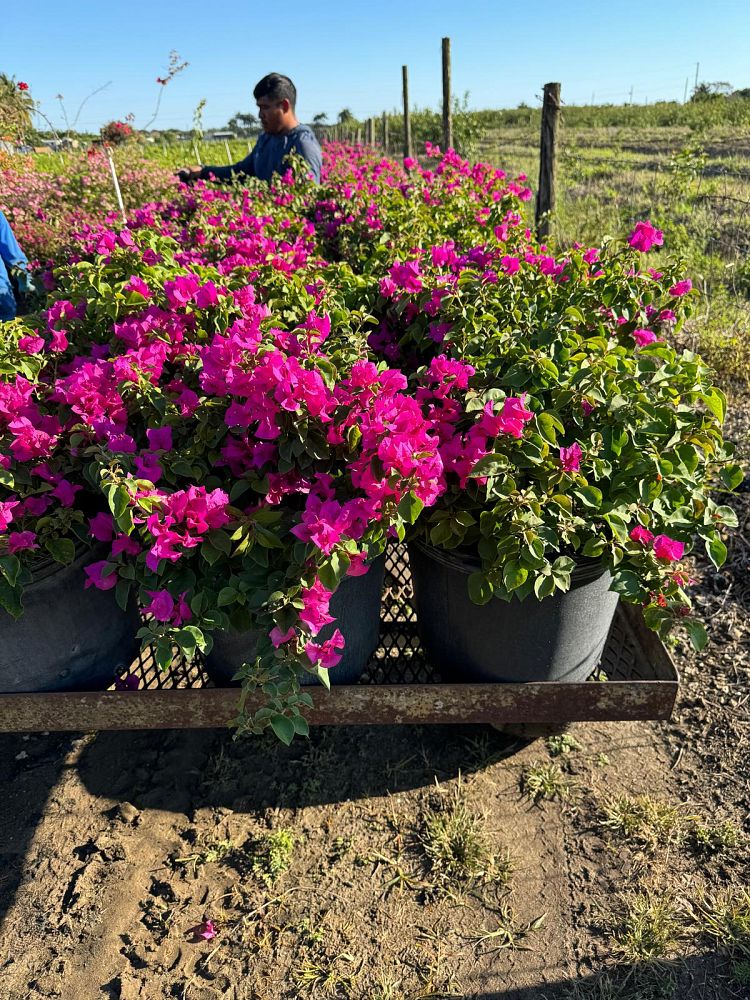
[199,146,256,182]
[289,132,322,183]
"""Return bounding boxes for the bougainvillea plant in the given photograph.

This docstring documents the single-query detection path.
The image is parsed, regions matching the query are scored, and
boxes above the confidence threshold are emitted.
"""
[0,142,742,742]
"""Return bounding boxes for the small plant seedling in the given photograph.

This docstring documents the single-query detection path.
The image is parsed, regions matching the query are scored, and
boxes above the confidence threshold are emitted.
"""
[599,795,686,849]
[689,819,742,856]
[422,781,512,885]
[470,903,546,954]
[695,888,750,957]
[546,732,581,756]
[174,839,235,875]
[521,761,572,803]
[613,890,683,962]
[248,828,296,886]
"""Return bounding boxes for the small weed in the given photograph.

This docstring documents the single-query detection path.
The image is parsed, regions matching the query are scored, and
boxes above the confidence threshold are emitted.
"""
[732,959,750,986]
[613,891,683,962]
[596,753,610,767]
[371,973,404,1000]
[174,839,235,875]
[688,819,742,857]
[247,828,296,886]
[470,903,546,954]
[565,964,677,999]
[329,834,354,864]
[546,733,581,756]
[521,761,572,803]
[293,953,358,996]
[599,795,685,850]
[695,888,750,957]
[422,780,512,886]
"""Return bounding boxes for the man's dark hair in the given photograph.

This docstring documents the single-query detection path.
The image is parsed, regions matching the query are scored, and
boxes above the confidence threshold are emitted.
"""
[253,73,297,109]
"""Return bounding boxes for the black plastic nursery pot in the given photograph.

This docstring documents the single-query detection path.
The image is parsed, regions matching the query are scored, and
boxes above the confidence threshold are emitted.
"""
[407,540,620,684]
[206,554,386,686]
[0,547,141,693]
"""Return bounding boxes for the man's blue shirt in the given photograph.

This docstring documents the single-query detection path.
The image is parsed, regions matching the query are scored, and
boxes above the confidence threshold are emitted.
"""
[0,210,28,321]
[199,124,322,184]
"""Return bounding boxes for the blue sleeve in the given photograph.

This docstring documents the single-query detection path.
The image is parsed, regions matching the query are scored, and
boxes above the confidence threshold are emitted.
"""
[290,133,322,183]
[200,148,255,182]
[0,211,28,268]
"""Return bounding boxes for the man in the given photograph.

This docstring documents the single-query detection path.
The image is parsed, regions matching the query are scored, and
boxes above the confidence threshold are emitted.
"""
[0,210,34,322]
[178,73,322,185]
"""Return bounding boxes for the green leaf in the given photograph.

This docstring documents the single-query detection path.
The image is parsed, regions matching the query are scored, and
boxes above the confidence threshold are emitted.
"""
[270,714,296,745]
[534,574,556,599]
[292,715,310,737]
[468,454,508,478]
[705,537,727,569]
[700,388,726,423]
[502,560,528,592]
[397,492,424,524]
[719,464,744,491]
[0,555,21,586]
[217,586,239,607]
[110,485,130,520]
[115,579,131,612]
[230,480,251,502]
[155,639,174,670]
[684,619,708,652]
[468,571,494,605]
[44,537,76,565]
[0,577,23,618]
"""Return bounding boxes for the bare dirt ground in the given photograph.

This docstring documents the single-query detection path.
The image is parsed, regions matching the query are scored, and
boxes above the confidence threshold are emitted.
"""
[0,405,747,1000]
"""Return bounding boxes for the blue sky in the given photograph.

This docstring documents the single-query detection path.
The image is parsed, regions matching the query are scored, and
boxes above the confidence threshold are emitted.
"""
[4,0,750,131]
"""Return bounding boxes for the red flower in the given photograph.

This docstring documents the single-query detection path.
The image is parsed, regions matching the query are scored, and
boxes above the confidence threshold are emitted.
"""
[17,81,29,91]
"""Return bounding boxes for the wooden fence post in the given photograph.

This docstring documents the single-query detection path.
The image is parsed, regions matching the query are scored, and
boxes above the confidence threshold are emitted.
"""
[402,65,411,159]
[535,82,561,239]
[382,112,388,152]
[442,37,453,150]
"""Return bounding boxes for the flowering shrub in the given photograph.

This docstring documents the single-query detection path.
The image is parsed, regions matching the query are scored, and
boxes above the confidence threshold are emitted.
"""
[0,142,741,738]
[0,151,176,260]
[100,121,135,145]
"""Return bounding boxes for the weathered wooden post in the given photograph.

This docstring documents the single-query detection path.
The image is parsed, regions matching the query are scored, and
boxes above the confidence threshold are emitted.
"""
[442,37,453,150]
[402,65,411,159]
[535,82,561,240]
[356,127,362,145]
[382,111,388,152]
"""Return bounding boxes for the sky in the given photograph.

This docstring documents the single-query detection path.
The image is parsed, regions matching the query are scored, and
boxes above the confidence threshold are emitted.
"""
[3,0,750,132]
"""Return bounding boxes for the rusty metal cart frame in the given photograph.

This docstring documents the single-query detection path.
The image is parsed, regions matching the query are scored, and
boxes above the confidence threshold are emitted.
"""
[0,546,678,733]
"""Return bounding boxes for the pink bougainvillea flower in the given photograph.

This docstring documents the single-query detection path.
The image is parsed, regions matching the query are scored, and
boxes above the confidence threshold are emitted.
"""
[18,334,45,354]
[194,920,217,941]
[83,561,118,590]
[346,552,371,577]
[559,442,582,472]
[124,276,151,298]
[653,535,685,561]
[627,221,664,252]
[581,399,594,416]
[500,255,520,275]
[89,512,115,542]
[632,328,657,348]
[0,500,19,532]
[298,579,335,635]
[668,279,692,297]
[194,281,219,309]
[52,479,82,507]
[270,625,296,647]
[111,533,141,557]
[494,395,534,439]
[305,629,346,669]
[6,531,39,554]
[629,525,654,546]
[17,81,29,91]
[146,426,173,452]
[144,589,175,622]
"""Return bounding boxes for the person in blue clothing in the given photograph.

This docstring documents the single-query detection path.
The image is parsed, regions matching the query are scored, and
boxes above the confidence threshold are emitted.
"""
[0,210,34,321]
[178,73,322,185]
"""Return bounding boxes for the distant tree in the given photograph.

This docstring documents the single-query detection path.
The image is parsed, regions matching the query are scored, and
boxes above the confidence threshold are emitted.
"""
[0,74,35,143]
[691,81,733,102]
[337,108,354,124]
[313,112,328,125]
[731,87,750,100]
[226,111,259,136]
